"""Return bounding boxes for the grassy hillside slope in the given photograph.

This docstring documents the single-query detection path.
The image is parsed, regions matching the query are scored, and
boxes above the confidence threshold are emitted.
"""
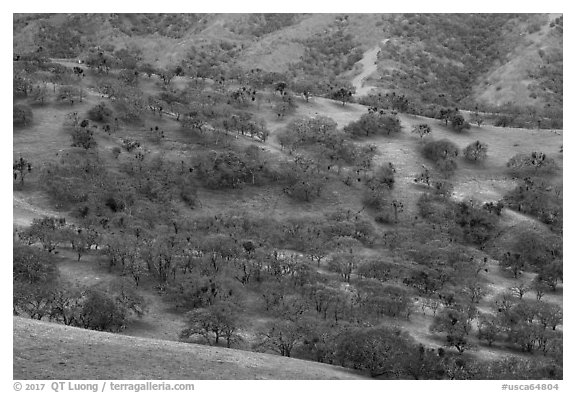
[14,317,367,380]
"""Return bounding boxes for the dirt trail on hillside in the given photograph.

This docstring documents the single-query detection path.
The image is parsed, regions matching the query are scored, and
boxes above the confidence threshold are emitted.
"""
[351,39,388,97]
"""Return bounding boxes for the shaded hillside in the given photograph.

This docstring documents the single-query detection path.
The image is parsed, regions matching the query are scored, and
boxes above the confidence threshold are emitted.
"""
[472,15,562,115]
[378,14,516,105]
[375,13,562,124]
[14,317,367,380]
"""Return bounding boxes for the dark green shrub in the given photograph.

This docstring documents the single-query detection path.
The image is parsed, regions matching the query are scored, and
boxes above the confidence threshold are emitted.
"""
[422,139,459,175]
[463,141,488,162]
[78,290,126,332]
[422,139,459,162]
[344,111,402,138]
[71,128,97,150]
[13,243,58,284]
[87,102,113,122]
[14,104,33,127]
[506,153,559,177]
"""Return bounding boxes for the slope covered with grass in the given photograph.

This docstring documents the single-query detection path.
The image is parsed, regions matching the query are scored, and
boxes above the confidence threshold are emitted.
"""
[14,317,366,380]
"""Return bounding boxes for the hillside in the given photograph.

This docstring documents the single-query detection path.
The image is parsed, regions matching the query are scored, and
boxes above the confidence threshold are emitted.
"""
[472,14,563,112]
[374,14,562,125]
[13,13,562,124]
[14,317,366,379]
[13,13,563,380]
